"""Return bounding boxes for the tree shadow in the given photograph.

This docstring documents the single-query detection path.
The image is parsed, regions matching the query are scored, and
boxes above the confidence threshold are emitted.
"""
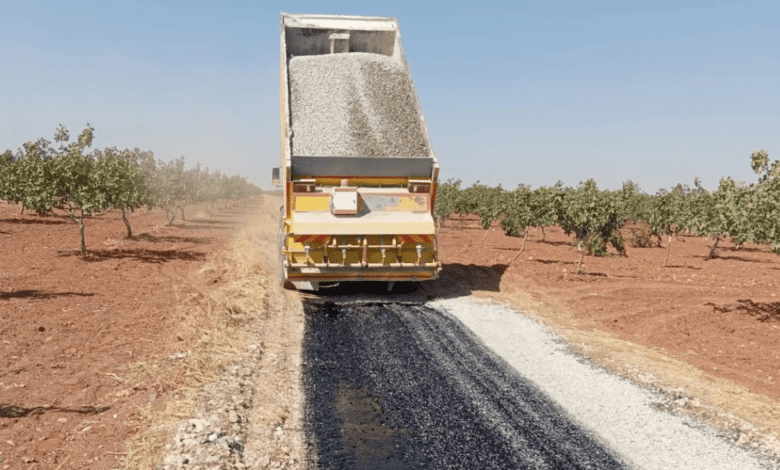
[533,258,574,265]
[721,246,766,253]
[0,290,95,300]
[720,255,775,263]
[0,217,69,225]
[664,265,703,270]
[58,248,206,264]
[706,299,780,323]
[134,233,212,244]
[176,224,232,232]
[189,218,238,226]
[0,404,110,418]
[578,272,608,277]
[694,255,773,264]
[540,240,574,247]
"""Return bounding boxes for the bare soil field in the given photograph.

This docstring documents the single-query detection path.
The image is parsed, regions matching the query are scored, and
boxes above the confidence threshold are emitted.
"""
[0,200,262,469]
[435,214,780,449]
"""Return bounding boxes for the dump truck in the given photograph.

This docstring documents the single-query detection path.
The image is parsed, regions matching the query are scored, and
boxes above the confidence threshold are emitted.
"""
[273,13,441,291]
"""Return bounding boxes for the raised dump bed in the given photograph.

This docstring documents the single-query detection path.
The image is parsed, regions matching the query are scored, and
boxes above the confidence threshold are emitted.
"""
[275,13,441,291]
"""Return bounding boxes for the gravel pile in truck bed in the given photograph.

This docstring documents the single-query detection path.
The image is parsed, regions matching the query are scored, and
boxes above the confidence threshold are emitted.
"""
[289,52,429,157]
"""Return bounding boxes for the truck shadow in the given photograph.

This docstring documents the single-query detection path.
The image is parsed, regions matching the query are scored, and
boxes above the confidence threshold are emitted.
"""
[417,263,506,300]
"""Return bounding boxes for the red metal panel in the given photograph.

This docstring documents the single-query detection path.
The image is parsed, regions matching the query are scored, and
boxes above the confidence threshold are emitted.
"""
[293,235,330,244]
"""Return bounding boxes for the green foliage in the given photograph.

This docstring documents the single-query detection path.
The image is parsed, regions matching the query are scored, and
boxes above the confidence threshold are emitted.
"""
[426,148,780,268]
[619,179,647,222]
[499,185,532,237]
[456,182,506,229]
[527,184,561,239]
[153,156,187,225]
[558,179,626,259]
[93,147,154,237]
[0,124,262,253]
[433,178,461,226]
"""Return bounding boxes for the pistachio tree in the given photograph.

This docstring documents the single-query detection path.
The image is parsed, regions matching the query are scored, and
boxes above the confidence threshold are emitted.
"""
[433,178,461,227]
[644,184,692,266]
[499,185,534,258]
[558,179,626,273]
[528,183,562,241]
[93,147,154,238]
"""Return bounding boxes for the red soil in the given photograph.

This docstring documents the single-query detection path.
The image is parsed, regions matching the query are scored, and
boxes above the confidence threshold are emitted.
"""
[437,215,780,404]
[0,201,255,469]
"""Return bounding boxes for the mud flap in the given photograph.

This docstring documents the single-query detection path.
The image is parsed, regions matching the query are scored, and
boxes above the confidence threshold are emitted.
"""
[292,280,320,291]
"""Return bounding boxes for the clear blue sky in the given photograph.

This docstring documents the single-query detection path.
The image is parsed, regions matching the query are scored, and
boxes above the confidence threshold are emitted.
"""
[1,1,778,192]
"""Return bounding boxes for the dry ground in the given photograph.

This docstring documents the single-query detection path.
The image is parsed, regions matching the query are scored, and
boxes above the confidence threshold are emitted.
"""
[0,197,305,470]
[435,214,780,453]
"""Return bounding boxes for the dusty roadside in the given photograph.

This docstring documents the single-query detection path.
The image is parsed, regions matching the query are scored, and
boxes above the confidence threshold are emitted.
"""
[0,196,306,470]
[120,195,306,470]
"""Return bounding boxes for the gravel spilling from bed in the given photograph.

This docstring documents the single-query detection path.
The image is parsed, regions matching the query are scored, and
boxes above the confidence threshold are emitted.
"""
[288,52,429,157]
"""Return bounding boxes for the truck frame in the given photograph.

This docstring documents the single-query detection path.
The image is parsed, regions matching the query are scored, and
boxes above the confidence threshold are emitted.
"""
[274,13,441,291]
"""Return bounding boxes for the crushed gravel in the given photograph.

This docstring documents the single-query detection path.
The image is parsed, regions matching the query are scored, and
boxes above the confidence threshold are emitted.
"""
[430,297,780,470]
[301,301,627,469]
[288,52,429,158]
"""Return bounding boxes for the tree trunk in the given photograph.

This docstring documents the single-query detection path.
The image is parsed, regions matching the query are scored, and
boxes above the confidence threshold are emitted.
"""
[165,207,176,226]
[509,228,530,264]
[121,206,132,238]
[179,204,186,221]
[663,235,672,267]
[540,226,546,241]
[709,236,720,259]
[520,228,530,253]
[478,228,490,246]
[576,241,584,274]
[78,213,86,255]
[18,201,24,215]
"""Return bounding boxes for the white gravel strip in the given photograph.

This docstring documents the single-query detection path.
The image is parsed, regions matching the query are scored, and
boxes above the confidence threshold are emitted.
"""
[429,297,775,470]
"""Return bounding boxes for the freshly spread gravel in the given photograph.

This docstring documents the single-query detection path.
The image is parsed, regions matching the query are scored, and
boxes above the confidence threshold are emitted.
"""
[288,52,429,157]
[430,297,779,470]
[301,301,627,469]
